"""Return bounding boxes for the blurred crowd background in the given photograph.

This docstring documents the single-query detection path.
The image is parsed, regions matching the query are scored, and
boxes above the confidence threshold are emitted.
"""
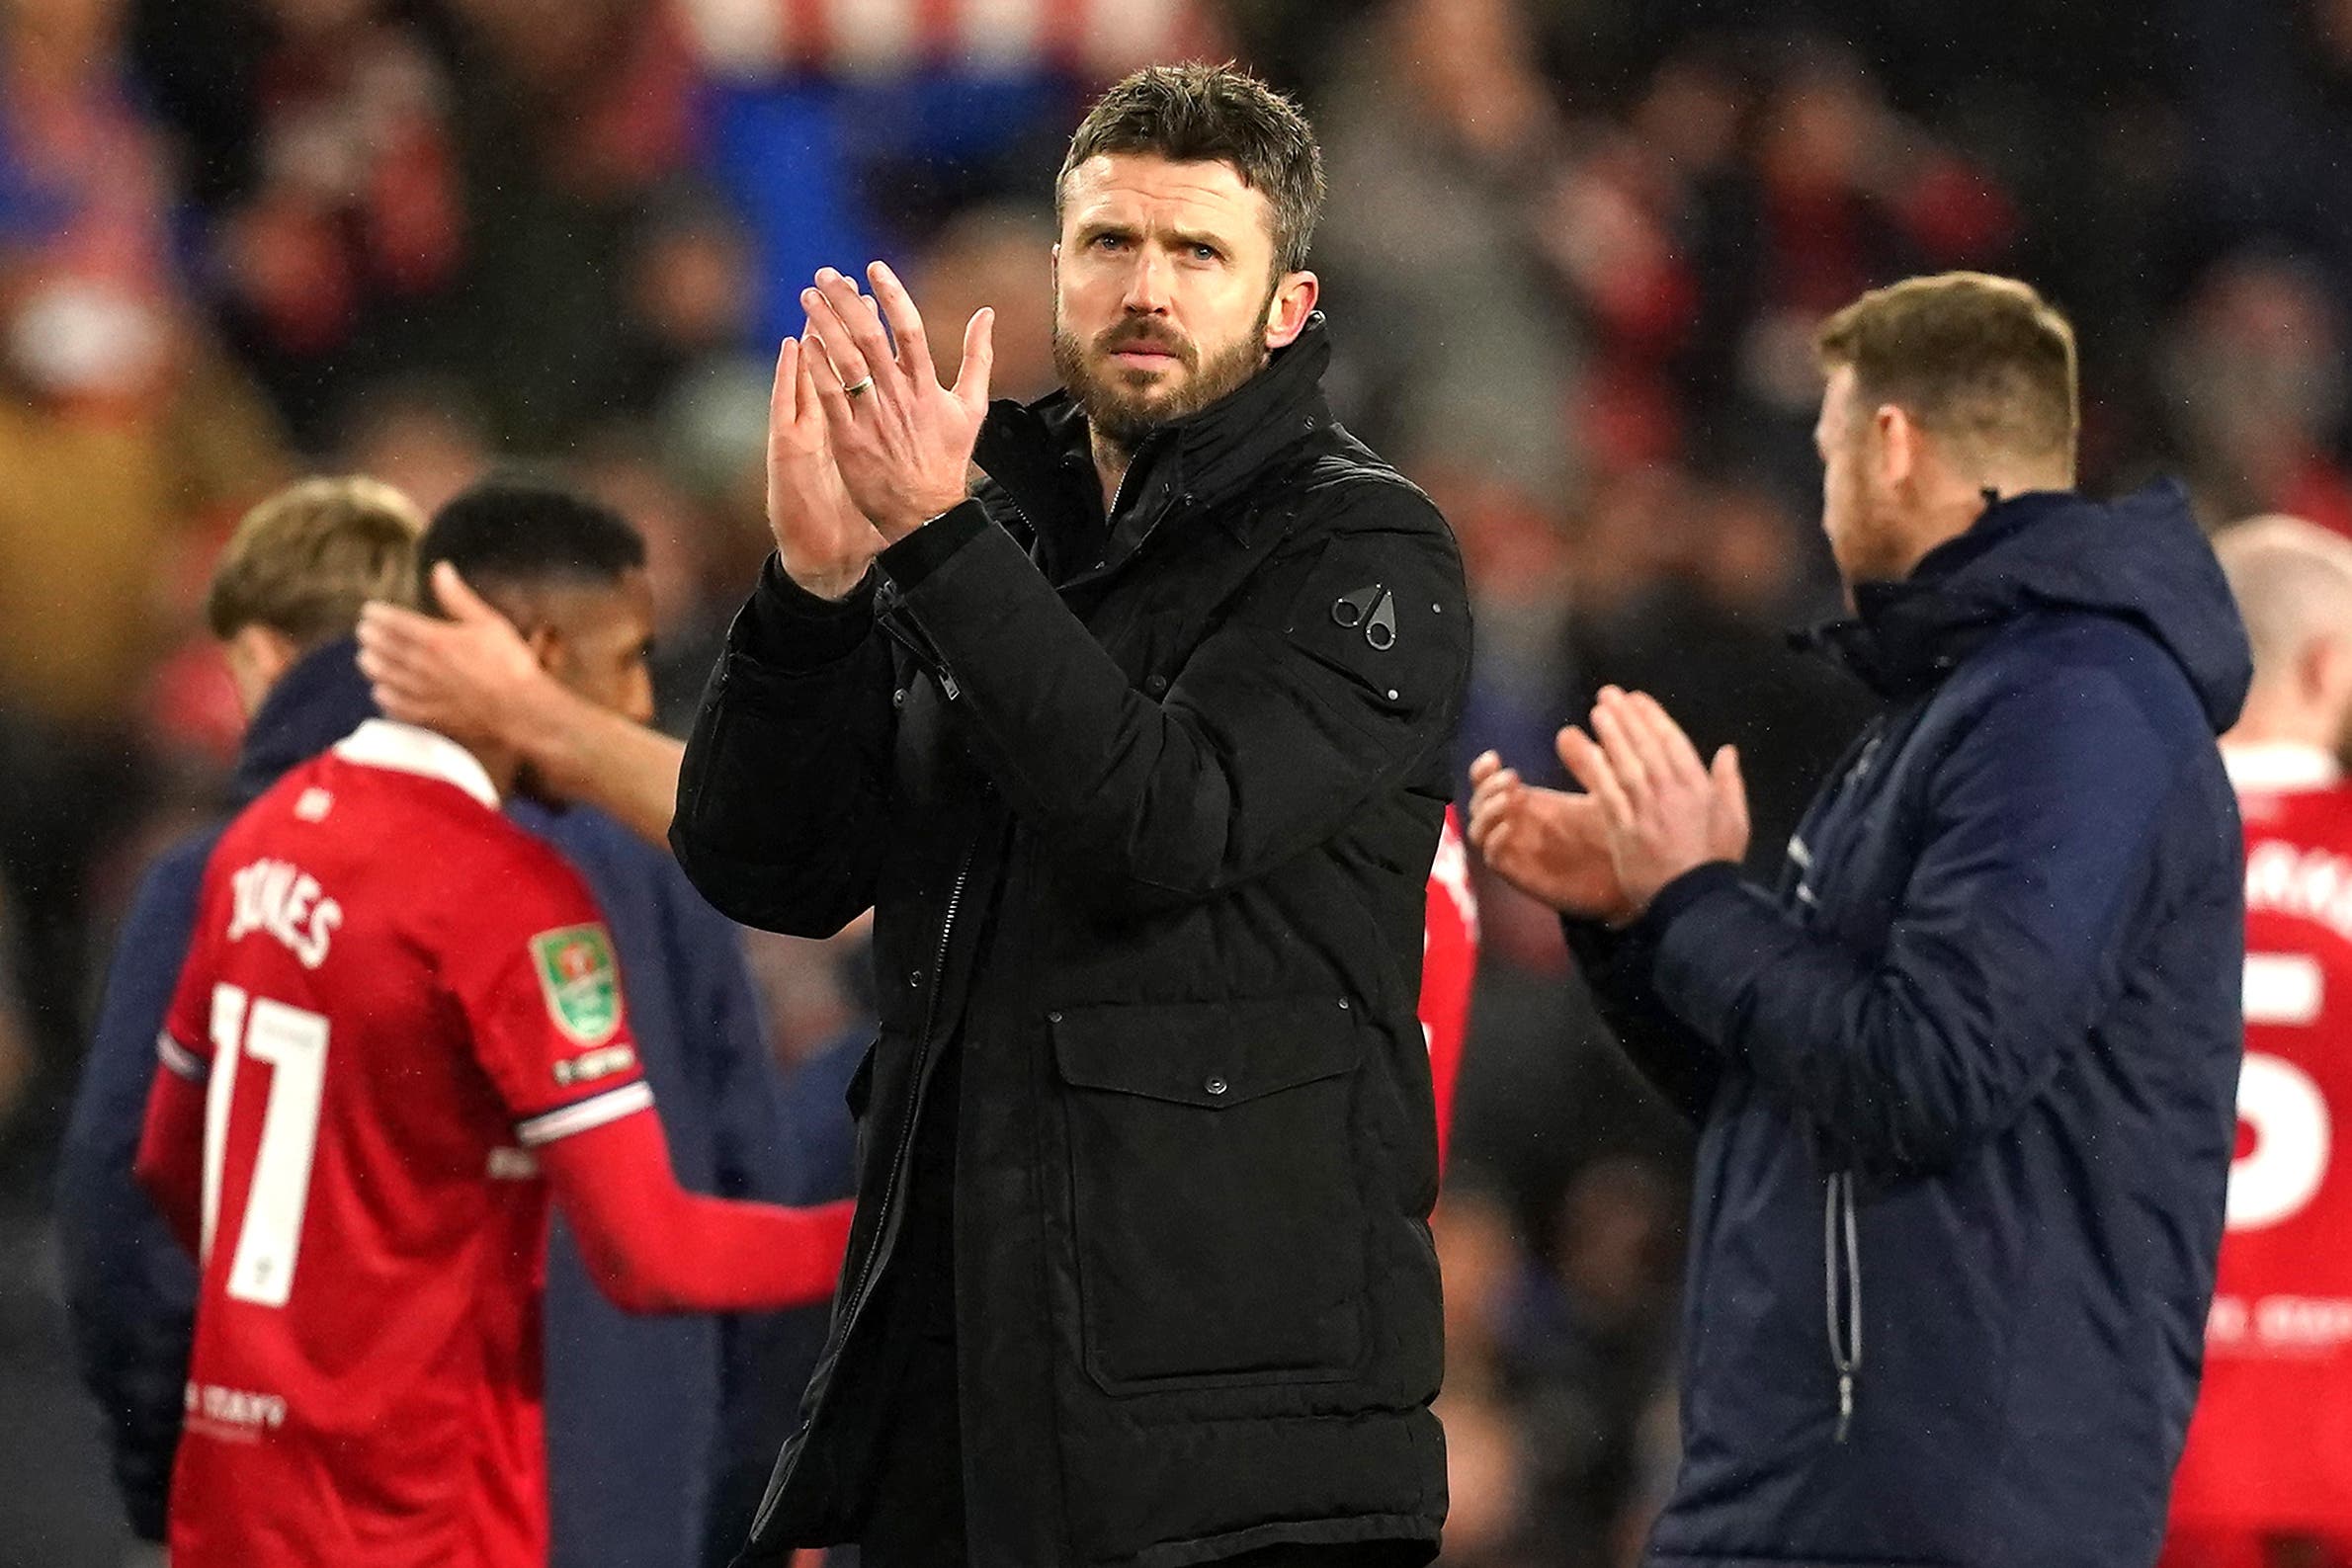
[1,0,2346,1561]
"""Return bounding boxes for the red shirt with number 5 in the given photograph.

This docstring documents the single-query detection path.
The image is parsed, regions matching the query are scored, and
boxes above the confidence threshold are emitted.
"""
[2169,744,2352,1544]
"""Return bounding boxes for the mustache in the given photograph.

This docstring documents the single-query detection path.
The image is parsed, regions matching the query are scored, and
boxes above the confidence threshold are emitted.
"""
[1095,321,1197,364]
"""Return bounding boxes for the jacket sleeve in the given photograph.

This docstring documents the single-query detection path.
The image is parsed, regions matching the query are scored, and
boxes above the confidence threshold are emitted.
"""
[669,561,899,937]
[874,489,1471,903]
[56,850,206,1542]
[1637,660,2207,1174]
[1559,906,1724,1124]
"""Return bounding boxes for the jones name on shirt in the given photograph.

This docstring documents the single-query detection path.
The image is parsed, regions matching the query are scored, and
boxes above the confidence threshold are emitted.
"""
[226,858,343,969]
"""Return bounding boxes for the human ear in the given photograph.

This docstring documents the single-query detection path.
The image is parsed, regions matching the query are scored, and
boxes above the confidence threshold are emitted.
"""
[1875,404,1916,492]
[1264,271,1319,349]
[525,624,564,680]
[223,624,300,719]
[2306,634,2352,712]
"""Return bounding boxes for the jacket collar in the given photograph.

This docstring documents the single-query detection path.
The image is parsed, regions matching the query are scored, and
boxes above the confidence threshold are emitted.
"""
[973,312,1338,569]
[232,636,381,805]
[332,718,501,809]
[1799,483,2244,708]
[2223,741,2342,792]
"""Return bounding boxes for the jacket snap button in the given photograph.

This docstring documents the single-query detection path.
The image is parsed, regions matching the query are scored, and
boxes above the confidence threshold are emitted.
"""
[1048,1011,1062,1024]
[892,689,907,707]
[1146,674,1168,695]
[908,969,924,988]
[1204,1076,1229,1097]
[1337,997,1351,1010]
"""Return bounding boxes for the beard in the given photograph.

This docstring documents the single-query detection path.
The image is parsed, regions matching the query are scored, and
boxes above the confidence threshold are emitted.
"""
[1052,297,1274,454]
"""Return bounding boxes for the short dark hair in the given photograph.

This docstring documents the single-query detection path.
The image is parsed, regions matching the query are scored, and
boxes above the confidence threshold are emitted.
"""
[1814,272,2079,477]
[1056,62,1325,277]
[418,478,646,613]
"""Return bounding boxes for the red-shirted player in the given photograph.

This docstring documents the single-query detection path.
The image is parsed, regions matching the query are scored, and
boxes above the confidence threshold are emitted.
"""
[135,716,855,1568]
[1423,805,1478,1166]
[2167,517,2352,1568]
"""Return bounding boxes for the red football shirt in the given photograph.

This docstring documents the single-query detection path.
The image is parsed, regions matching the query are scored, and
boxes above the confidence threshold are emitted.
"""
[2170,745,2352,1540]
[152,720,660,1568]
[1422,805,1479,1167]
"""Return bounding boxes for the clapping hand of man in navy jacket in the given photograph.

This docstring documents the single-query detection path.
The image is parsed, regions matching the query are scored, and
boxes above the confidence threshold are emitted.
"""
[1469,689,1750,925]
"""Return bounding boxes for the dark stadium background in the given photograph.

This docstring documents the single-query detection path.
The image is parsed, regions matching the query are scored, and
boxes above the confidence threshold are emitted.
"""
[0,0,2335,1562]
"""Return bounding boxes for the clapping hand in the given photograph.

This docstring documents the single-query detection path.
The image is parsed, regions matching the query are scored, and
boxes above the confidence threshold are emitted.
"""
[767,333,886,601]
[1559,687,1748,914]
[1469,688,1749,922]
[800,262,993,541]
[1468,749,1637,922]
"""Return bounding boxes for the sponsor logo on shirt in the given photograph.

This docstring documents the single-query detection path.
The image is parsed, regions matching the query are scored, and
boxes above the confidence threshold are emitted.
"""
[185,1381,290,1440]
[2209,1293,2352,1355]
[552,1043,637,1088]
[529,924,622,1046]
[2246,840,2352,944]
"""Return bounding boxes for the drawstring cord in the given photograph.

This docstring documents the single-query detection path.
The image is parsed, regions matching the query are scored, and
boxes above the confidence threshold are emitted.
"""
[1825,1171,1863,1443]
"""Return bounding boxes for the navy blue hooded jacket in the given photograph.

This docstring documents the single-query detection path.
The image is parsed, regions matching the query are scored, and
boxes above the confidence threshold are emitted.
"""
[56,640,800,1566]
[1569,482,2251,1568]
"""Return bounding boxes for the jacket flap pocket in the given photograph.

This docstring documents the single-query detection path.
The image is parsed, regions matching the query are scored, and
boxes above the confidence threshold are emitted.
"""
[1050,995,1363,1109]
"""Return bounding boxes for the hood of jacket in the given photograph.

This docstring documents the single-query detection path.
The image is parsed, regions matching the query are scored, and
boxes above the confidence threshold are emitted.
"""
[1814,479,2252,732]
[230,636,379,805]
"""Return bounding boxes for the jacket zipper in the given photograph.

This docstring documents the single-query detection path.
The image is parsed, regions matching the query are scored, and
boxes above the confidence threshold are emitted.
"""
[876,585,962,701]
[1825,1169,1863,1442]
[838,840,975,1331]
[748,826,981,1544]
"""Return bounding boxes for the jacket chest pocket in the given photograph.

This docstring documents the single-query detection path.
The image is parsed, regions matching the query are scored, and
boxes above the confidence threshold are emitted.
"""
[1049,995,1369,1392]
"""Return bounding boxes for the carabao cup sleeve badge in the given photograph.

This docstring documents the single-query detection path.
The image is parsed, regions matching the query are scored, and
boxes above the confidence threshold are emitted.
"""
[529,924,624,1046]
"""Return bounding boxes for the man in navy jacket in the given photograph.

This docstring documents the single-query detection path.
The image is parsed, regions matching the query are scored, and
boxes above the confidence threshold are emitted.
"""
[56,477,799,1567]
[1471,274,2251,1567]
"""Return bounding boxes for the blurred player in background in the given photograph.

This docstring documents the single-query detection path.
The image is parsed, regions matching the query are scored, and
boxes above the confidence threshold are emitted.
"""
[62,476,839,1568]
[2166,517,2352,1568]
[58,478,422,1559]
[1425,806,1477,1165]
[408,483,828,1568]
[133,509,854,1565]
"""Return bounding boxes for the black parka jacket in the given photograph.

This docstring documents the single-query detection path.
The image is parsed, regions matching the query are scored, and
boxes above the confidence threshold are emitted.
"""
[672,318,1470,1568]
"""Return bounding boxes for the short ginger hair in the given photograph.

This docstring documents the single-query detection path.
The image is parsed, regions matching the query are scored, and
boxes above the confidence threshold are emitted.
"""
[1815,272,2080,480]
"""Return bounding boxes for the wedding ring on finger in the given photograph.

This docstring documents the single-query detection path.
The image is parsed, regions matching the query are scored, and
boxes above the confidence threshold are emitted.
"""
[843,374,875,397]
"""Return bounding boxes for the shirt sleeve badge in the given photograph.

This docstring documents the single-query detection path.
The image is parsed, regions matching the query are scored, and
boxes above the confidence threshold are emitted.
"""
[529,924,624,1046]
